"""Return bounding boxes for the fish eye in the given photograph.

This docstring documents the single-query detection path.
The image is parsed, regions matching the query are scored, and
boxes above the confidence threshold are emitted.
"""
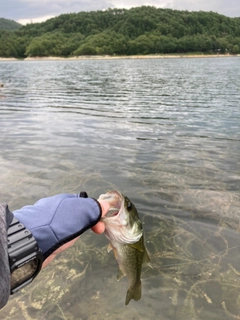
[127,201,132,211]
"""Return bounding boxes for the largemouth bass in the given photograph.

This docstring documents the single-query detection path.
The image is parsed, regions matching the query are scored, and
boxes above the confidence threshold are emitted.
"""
[98,190,150,305]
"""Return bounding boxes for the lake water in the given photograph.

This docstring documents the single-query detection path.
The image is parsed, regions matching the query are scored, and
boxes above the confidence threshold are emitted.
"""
[0,57,240,320]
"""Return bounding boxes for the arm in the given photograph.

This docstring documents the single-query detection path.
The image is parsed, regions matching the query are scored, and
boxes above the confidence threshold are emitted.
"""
[0,192,110,309]
[0,204,13,309]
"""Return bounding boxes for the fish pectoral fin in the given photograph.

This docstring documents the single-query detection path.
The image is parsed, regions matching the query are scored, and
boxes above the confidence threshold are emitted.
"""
[125,281,142,305]
[128,242,144,252]
[107,243,113,253]
[143,249,151,266]
[117,268,125,281]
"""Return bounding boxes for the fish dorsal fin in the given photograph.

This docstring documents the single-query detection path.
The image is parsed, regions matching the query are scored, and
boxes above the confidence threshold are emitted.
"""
[117,268,125,281]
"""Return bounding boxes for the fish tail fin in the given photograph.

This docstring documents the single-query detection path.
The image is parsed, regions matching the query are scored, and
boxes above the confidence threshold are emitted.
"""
[125,281,142,305]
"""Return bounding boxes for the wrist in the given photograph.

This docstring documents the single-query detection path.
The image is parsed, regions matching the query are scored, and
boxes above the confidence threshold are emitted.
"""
[8,217,43,294]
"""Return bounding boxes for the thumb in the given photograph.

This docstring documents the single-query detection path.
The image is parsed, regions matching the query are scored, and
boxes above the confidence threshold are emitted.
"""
[91,200,110,234]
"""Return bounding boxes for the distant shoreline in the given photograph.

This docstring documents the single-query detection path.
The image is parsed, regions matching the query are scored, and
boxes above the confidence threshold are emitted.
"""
[0,54,239,61]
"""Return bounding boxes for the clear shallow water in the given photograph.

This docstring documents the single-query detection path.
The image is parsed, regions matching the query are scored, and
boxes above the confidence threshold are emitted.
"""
[0,57,240,319]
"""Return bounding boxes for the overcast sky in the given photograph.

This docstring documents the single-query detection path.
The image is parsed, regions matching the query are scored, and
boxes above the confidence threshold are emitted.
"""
[1,0,239,25]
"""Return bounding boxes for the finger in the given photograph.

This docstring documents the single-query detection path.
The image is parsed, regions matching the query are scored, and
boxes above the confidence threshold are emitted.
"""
[91,221,105,234]
[98,200,110,216]
[91,200,110,234]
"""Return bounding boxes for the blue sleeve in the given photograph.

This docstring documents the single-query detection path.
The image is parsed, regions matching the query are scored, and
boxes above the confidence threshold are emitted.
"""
[13,194,102,258]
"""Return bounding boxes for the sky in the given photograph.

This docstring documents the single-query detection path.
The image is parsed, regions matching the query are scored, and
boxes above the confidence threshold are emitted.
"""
[1,0,239,25]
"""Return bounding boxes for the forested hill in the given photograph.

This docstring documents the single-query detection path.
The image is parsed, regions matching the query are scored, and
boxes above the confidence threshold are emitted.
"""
[0,18,21,30]
[1,6,240,58]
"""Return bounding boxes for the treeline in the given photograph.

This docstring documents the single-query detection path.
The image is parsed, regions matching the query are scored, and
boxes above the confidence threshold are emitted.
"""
[0,18,21,31]
[1,6,240,58]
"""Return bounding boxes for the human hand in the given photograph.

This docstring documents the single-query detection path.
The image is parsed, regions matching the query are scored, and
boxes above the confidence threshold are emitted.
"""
[41,199,110,268]
[13,193,110,268]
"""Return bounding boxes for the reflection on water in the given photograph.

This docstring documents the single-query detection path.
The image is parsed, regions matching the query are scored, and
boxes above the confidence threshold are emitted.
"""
[0,57,240,319]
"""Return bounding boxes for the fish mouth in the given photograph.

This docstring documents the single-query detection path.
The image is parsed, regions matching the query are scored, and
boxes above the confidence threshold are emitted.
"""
[98,190,124,219]
[105,208,119,218]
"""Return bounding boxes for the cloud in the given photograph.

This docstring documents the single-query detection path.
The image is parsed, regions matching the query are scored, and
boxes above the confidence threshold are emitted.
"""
[110,0,169,9]
[110,0,240,16]
[2,0,112,21]
[17,15,55,25]
[1,0,239,24]
[162,0,240,17]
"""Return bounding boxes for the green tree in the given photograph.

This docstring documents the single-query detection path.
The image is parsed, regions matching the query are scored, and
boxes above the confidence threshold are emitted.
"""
[74,44,97,55]
[0,18,21,30]
[1,6,240,58]
[230,44,239,54]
